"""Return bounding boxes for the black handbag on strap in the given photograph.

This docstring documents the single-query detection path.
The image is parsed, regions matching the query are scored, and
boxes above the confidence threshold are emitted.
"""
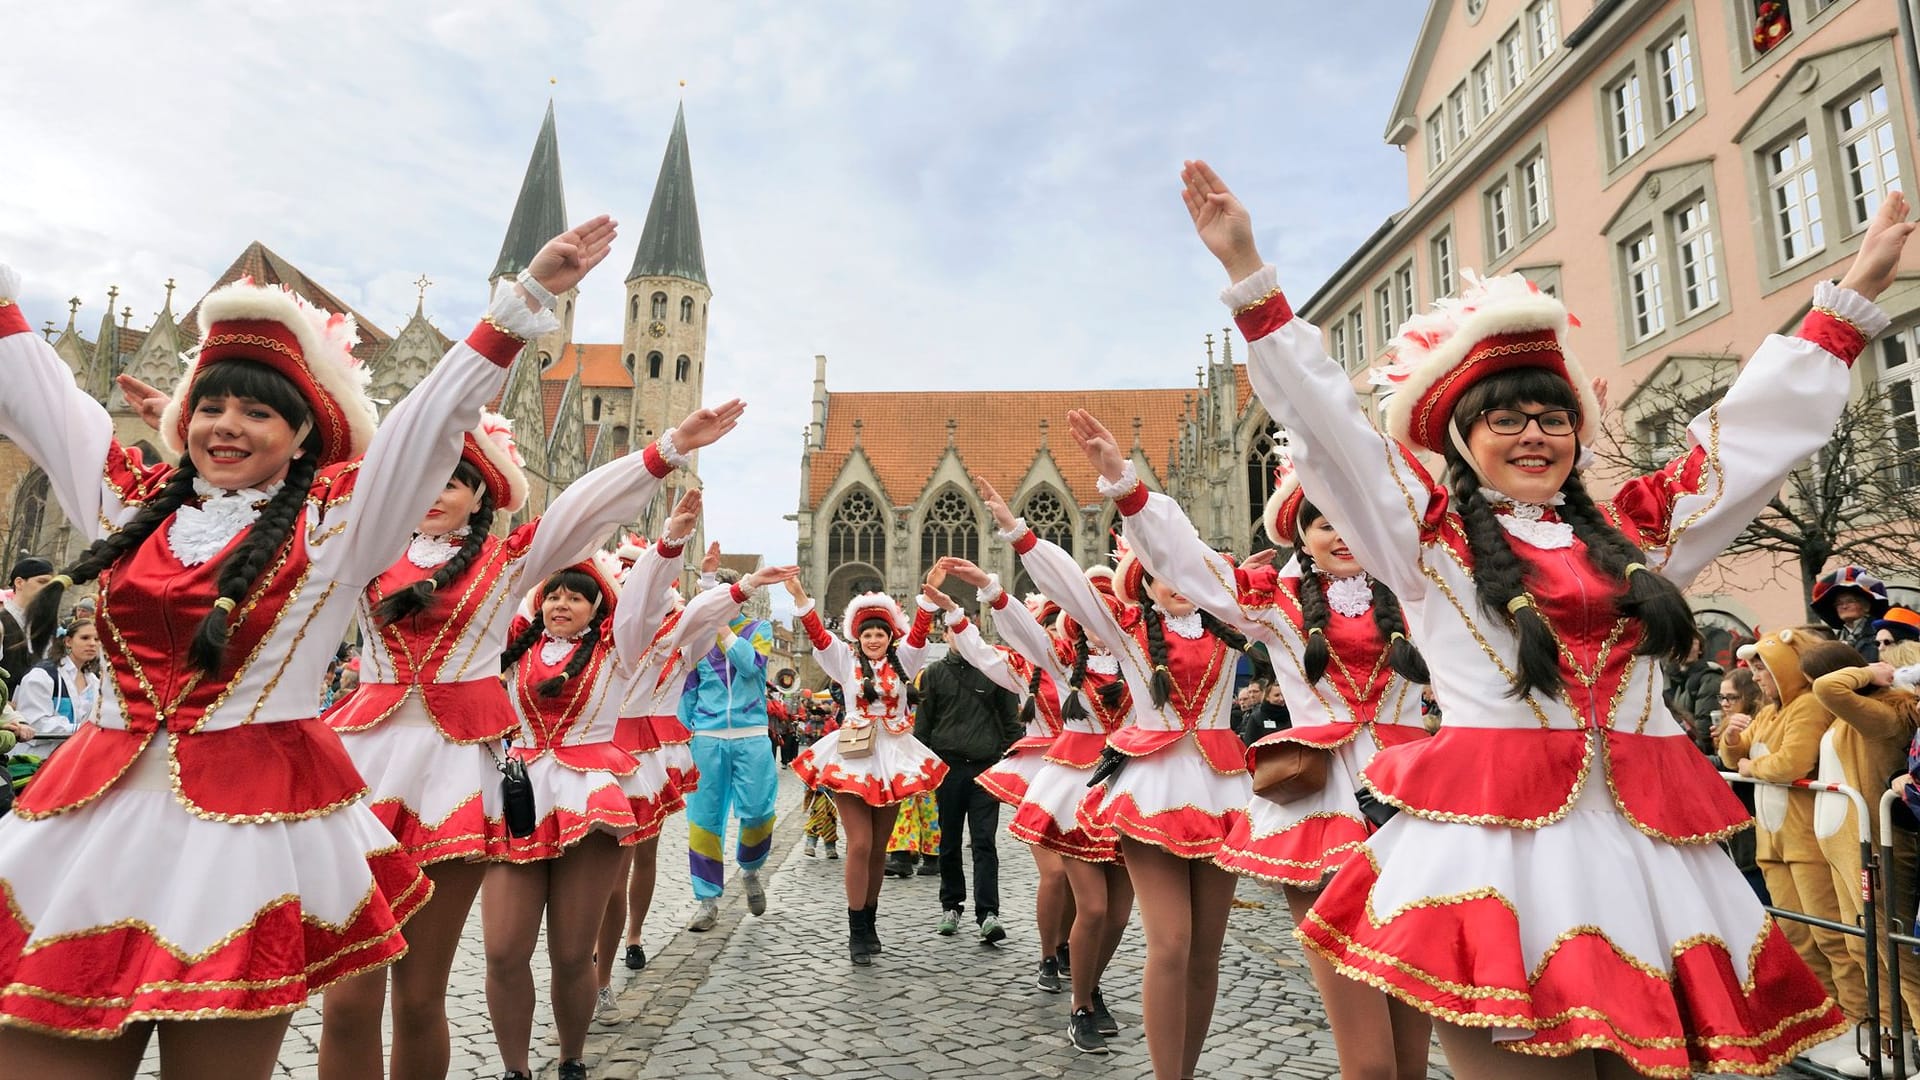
[497,743,537,839]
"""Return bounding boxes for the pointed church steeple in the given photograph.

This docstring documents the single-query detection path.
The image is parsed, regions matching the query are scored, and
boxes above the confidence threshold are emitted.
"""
[492,101,568,282]
[627,103,707,286]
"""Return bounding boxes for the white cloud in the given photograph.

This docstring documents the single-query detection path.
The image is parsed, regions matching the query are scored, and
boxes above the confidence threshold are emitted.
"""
[4,0,1418,570]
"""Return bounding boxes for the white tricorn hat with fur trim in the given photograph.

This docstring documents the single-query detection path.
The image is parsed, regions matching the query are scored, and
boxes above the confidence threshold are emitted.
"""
[1261,434,1308,547]
[841,592,908,641]
[162,279,377,467]
[461,412,530,515]
[1372,270,1600,456]
[1112,538,1149,607]
[614,531,649,567]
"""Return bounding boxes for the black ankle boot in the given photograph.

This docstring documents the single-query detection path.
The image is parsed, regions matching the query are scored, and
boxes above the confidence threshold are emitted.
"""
[848,907,871,966]
[861,903,884,955]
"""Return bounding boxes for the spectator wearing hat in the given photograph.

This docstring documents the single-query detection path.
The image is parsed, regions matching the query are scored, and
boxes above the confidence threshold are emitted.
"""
[1873,607,1920,657]
[1813,565,1892,661]
[0,556,53,695]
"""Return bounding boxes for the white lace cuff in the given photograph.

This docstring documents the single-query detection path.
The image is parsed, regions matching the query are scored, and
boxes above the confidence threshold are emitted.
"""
[914,594,942,614]
[793,600,816,618]
[657,427,692,469]
[486,278,562,339]
[1813,280,1891,339]
[1095,461,1140,501]
[941,607,968,627]
[996,518,1031,543]
[514,269,557,310]
[977,573,1004,605]
[1219,264,1279,311]
[697,571,720,592]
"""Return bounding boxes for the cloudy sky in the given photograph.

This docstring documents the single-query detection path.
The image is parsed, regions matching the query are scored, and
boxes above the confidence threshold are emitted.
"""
[2,1,1420,568]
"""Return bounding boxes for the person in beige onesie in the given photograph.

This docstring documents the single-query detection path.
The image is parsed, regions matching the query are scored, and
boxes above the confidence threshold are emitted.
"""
[1721,628,1867,1030]
[1813,638,1920,1073]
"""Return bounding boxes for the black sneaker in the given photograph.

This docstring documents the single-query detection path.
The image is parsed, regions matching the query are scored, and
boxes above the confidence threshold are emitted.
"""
[1036,956,1063,993]
[1090,988,1119,1035]
[623,944,646,971]
[1068,1007,1109,1054]
[558,1061,588,1080]
[501,1073,532,1080]
[1055,942,1071,976]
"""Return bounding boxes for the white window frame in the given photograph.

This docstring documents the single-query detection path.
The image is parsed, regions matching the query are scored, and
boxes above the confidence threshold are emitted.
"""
[1521,153,1551,233]
[1374,281,1395,347]
[1487,179,1514,257]
[1835,82,1901,232]
[1348,308,1367,370]
[1426,110,1447,170]
[1449,84,1470,147]
[1608,72,1646,163]
[1329,321,1347,370]
[1395,262,1416,324]
[1500,28,1528,95]
[1878,323,1920,486]
[1673,196,1719,318]
[1765,129,1825,267]
[1473,57,1496,122]
[1624,228,1666,341]
[1431,228,1456,298]
[1654,28,1697,128]
[1528,0,1557,64]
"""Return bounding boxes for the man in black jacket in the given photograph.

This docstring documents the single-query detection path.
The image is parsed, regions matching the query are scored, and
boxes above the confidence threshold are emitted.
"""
[916,635,1022,944]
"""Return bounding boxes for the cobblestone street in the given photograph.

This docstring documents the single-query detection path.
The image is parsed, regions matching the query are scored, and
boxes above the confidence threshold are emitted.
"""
[145,768,1458,1078]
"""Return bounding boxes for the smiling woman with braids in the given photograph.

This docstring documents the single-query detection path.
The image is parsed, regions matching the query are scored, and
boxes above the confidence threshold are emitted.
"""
[979,472,1250,1080]
[1182,159,1918,1078]
[315,398,740,1080]
[1066,407,1435,1078]
[0,218,617,1080]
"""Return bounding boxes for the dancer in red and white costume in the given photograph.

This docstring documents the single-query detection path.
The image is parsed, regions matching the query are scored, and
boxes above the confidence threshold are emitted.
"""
[978,474,1251,1079]
[933,557,1135,1053]
[1182,160,1916,1077]
[319,409,735,1080]
[786,580,948,966]
[1064,410,1435,1076]
[592,516,799,1010]
[0,219,612,1077]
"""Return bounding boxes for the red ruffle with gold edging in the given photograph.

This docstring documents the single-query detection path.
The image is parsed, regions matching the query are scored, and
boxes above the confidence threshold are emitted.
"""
[327,680,518,743]
[1298,853,1843,1077]
[516,742,642,777]
[977,746,1044,807]
[369,792,492,866]
[1267,720,1429,754]
[1109,727,1249,774]
[1043,730,1109,768]
[1216,811,1371,887]
[1010,801,1118,862]
[792,753,947,808]
[488,783,656,863]
[1363,727,1751,841]
[1077,788,1247,861]
[0,845,428,1038]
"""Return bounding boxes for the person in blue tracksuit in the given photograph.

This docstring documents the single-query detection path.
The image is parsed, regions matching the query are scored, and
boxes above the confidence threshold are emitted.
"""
[680,558,781,930]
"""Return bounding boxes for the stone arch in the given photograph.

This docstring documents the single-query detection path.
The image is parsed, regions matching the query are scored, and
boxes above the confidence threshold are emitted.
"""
[680,296,695,323]
[825,562,886,631]
[675,355,691,381]
[647,352,663,379]
[1012,486,1073,599]
[5,469,50,565]
[650,292,668,320]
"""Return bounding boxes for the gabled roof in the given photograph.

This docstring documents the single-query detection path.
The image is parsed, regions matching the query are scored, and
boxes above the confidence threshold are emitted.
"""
[806,379,1250,508]
[493,101,569,282]
[542,381,567,435]
[1382,0,1454,143]
[627,103,707,287]
[541,342,633,387]
[181,241,393,366]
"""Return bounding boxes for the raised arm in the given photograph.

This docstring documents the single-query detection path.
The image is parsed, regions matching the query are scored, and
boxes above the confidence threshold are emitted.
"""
[785,577,853,686]
[1614,193,1913,586]
[975,473,1129,654]
[1066,409,1286,651]
[519,399,741,581]
[610,490,699,661]
[0,267,139,541]
[1182,161,1435,598]
[942,557,1073,684]
[669,565,802,655]
[326,218,618,583]
[923,581,1025,697]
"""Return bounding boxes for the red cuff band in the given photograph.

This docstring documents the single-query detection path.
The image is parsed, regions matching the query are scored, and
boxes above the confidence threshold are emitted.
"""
[1798,309,1868,368]
[465,319,527,368]
[1114,480,1150,517]
[730,583,748,604]
[656,538,685,558]
[0,301,28,339]
[1011,530,1038,555]
[989,592,1010,611]
[642,442,673,478]
[1232,288,1295,343]
[801,609,833,650]
[950,617,970,634]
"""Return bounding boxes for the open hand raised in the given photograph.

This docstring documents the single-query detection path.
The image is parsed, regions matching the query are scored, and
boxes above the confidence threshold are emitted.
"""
[937,557,992,588]
[745,565,802,590]
[527,216,620,297]
[971,474,1017,532]
[1839,190,1916,302]
[116,374,168,431]
[665,489,703,541]
[1180,160,1263,283]
[1066,409,1128,484]
[674,399,747,454]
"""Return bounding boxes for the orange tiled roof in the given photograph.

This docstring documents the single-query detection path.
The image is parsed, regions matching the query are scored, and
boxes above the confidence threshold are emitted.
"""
[583,425,598,460]
[542,383,567,436]
[542,342,632,387]
[807,385,1220,507]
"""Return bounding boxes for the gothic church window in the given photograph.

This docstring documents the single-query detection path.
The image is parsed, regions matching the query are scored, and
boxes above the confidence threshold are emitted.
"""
[592,396,602,422]
[648,352,663,379]
[5,470,49,567]
[1246,426,1282,549]
[681,296,695,323]
[829,489,886,571]
[651,292,668,320]
[675,355,691,381]
[1012,488,1073,598]
[630,296,638,324]
[920,488,980,573]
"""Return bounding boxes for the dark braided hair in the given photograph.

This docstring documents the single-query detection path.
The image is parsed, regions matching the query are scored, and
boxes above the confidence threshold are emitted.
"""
[500,567,605,697]
[31,359,319,675]
[1294,499,1430,685]
[1016,663,1045,725]
[1059,619,1125,721]
[1137,571,1250,709]
[371,459,495,625]
[1443,367,1697,700]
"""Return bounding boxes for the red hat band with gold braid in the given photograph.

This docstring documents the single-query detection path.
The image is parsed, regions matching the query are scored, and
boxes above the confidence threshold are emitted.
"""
[1261,434,1306,546]
[462,411,530,515]
[1374,270,1600,456]
[162,278,377,467]
[1112,539,1149,607]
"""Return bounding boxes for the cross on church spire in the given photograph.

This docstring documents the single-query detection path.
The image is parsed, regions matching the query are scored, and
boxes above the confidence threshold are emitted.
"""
[413,274,433,315]
[162,277,176,312]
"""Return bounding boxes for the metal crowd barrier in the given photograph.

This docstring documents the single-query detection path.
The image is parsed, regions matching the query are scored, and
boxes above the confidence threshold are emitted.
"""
[1880,788,1917,1079]
[1720,773,1886,1080]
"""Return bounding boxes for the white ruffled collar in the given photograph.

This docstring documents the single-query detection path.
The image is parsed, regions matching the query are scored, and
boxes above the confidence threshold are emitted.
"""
[1086,652,1119,675]
[1323,573,1373,618]
[1158,607,1204,640]
[407,527,470,568]
[1480,488,1574,550]
[167,477,287,567]
[539,627,586,665]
